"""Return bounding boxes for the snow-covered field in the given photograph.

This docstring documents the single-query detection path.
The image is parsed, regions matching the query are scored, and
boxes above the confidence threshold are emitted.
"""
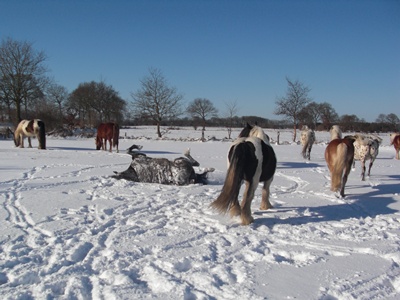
[1,126,399,300]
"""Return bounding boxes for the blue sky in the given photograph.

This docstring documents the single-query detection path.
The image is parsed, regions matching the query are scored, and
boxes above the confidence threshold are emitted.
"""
[1,0,399,122]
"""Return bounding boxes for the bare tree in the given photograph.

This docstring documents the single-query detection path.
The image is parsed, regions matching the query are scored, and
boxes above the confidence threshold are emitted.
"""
[46,83,69,125]
[274,77,312,141]
[298,101,321,129]
[318,102,339,130]
[340,114,361,131]
[131,68,183,137]
[187,98,218,141]
[0,37,48,123]
[68,81,125,126]
[224,100,239,139]
[386,113,400,131]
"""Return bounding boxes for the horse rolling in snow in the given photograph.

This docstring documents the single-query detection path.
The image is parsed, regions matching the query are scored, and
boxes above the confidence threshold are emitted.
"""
[300,125,315,160]
[324,125,356,197]
[348,134,382,181]
[112,149,214,185]
[211,123,277,225]
[14,119,46,149]
[390,133,400,160]
[95,122,119,153]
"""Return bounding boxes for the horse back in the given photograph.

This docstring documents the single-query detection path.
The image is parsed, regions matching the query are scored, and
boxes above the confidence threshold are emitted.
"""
[325,138,354,167]
[228,141,258,182]
[97,122,116,138]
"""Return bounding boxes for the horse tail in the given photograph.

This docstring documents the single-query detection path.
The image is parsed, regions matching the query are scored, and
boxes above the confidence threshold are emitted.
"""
[112,123,120,148]
[211,144,244,214]
[37,120,46,149]
[331,143,348,192]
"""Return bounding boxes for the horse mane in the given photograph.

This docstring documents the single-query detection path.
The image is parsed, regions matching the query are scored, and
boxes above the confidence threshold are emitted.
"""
[239,123,270,144]
[330,125,342,140]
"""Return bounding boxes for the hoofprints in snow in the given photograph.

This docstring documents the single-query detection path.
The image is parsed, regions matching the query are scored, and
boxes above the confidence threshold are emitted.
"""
[0,126,399,299]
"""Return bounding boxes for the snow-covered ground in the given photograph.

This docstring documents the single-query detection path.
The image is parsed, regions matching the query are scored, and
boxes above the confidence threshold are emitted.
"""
[0,126,399,300]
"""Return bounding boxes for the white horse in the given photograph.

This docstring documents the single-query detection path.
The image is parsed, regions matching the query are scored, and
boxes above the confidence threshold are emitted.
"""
[300,125,315,160]
[14,119,46,149]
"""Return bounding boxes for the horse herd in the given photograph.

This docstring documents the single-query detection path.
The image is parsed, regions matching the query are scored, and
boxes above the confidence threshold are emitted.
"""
[11,119,400,225]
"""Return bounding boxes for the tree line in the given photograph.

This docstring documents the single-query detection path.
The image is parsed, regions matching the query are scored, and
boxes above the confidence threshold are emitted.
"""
[1,37,398,139]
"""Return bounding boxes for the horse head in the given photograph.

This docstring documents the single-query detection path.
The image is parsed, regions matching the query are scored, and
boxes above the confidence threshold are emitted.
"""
[95,136,102,150]
[239,123,270,144]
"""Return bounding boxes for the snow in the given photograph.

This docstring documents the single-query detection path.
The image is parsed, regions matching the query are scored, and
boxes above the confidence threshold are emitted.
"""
[1,126,400,300]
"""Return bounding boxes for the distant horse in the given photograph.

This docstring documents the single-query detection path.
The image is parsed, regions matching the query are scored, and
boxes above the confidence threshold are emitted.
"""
[324,125,356,197]
[390,133,400,160]
[300,125,315,160]
[95,122,119,153]
[211,123,277,225]
[14,119,46,149]
[349,134,382,181]
[112,149,214,185]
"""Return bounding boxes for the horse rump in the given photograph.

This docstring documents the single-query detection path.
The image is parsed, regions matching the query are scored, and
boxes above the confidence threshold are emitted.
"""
[325,136,355,197]
[96,122,119,152]
[37,120,46,149]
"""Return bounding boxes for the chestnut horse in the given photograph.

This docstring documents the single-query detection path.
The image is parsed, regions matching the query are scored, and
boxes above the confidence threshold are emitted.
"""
[325,125,356,197]
[95,122,119,153]
[211,123,276,225]
[390,133,400,160]
[14,119,46,149]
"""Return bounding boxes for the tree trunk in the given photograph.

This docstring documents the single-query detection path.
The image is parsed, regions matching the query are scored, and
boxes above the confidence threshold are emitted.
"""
[293,124,297,142]
[157,123,162,138]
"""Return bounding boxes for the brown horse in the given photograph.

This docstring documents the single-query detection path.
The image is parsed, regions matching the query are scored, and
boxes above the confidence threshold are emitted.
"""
[324,125,356,197]
[390,133,400,160]
[95,122,119,153]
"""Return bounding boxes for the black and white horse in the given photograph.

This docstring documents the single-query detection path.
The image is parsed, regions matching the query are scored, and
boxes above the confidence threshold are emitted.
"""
[14,119,46,149]
[211,123,277,225]
[112,149,214,185]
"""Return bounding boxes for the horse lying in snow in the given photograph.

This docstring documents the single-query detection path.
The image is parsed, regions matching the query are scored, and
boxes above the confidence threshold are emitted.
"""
[112,149,214,185]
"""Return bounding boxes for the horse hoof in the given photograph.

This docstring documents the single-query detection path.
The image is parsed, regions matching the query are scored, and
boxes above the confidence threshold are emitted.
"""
[260,205,272,210]
[241,217,254,225]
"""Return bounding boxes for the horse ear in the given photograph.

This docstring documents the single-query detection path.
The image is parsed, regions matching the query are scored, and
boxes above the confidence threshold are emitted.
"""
[246,122,252,129]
